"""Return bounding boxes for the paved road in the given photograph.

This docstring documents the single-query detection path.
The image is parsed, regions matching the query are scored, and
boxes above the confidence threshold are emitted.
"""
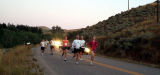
[32,46,160,75]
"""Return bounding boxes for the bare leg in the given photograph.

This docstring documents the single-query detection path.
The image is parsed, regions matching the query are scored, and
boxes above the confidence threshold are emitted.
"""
[91,51,95,64]
[80,52,82,58]
[64,50,68,58]
[80,52,83,60]
[76,53,79,62]
[42,50,44,53]
[62,50,64,56]
[41,50,44,56]
[73,53,76,58]
[51,48,54,55]
[50,47,53,54]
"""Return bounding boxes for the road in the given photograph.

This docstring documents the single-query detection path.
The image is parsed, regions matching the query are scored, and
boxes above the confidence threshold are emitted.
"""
[32,46,160,75]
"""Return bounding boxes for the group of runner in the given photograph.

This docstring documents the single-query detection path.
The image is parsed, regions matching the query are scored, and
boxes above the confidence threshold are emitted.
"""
[40,38,55,56]
[40,35,98,65]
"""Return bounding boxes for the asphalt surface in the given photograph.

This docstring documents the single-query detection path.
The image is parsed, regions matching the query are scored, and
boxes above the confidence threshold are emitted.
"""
[32,46,160,75]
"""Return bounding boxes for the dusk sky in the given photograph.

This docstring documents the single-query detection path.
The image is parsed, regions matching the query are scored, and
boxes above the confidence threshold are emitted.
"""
[0,0,155,29]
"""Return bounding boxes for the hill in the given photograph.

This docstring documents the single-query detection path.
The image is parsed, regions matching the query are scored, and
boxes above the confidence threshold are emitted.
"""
[69,2,159,39]
[64,29,80,33]
[39,26,52,34]
[68,1,160,65]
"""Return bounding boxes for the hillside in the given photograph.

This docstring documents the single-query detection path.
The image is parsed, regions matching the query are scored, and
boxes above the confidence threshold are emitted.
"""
[68,2,160,65]
[64,29,80,33]
[68,2,159,39]
[39,26,52,34]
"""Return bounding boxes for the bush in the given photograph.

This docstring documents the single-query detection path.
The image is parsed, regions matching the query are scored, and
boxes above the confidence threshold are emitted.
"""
[0,23,43,48]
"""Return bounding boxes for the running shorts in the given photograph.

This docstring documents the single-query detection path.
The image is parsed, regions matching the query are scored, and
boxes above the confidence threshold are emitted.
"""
[62,47,69,50]
[41,47,45,50]
[91,50,96,53]
[50,45,54,49]
[80,47,85,53]
[74,48,81,53]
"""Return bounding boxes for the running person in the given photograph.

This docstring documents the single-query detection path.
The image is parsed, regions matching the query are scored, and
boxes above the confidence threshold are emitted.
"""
[50,38,55,55]
[45,40,49,46]
[88,36,98,65]
[62,36,69,61]
[72,35,81,64]
[44,40,49,53]
[40,39,45,56]
[44,40,48,50]
[80,36,85,60]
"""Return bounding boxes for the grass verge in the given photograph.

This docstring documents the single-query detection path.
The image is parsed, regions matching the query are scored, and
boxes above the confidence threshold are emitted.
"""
[0,45,43,75]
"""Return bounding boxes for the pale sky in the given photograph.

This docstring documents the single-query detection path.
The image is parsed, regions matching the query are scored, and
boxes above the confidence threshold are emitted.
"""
[0,0,155,29]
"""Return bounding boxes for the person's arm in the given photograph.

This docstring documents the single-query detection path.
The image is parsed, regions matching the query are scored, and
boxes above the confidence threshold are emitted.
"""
[68,40,70,47]
[88,41,91,47]
[81,41,84,47]
[72,40,75,48]
[84,41,86,47]
[61,40,64,46]
[61,40,63,46]
[53,41,55,45]
[49,41,51,44]
[45,42,47,46]
[79,41,82,47]
[96,41,98,47]
[72,40,74,46]
[40,42,42,46]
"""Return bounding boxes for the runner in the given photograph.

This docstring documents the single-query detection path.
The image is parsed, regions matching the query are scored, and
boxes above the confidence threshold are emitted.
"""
[45,40,49,46]
[80,36,85,60]
[50,38,55,55]
[40,39,45,56]
[72,35,81,64]
[62,36,69,61]
[44,40,48,51]
[88,36,98,65]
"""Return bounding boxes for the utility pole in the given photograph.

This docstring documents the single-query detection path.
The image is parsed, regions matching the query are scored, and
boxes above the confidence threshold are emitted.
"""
[157,0,159,24]
[128,0,129,10]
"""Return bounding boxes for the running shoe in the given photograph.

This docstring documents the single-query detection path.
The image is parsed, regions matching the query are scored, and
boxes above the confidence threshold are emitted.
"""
[90,61,93,65]
[75,62,79,64]
[64,58,67,61]
[80,58,83,61]
[41,53,44,56]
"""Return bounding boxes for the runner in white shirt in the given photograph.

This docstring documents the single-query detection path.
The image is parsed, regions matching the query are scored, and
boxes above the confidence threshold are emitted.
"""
[44,40,49,53]
[40,39,45,56]
[50,38,55,55]
[72,35,81,64]
[45,40,49,46]
[80,36,85,60]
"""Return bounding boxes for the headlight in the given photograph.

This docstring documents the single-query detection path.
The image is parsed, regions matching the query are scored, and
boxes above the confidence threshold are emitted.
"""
[55,41,61,47]
[84,48,90,53]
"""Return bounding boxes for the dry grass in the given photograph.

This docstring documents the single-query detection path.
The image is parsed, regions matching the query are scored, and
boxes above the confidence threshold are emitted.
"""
[97,18,160,65]
[0,45,43,75]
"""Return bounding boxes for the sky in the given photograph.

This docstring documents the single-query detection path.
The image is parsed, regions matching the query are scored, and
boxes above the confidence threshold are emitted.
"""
[0,0,155,29]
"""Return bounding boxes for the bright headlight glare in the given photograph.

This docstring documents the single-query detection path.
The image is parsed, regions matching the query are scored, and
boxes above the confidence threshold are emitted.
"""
[84,48,90,53]
[55,41,61,47]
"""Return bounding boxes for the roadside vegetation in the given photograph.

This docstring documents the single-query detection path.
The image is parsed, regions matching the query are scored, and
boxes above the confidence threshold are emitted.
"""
[0,24,49,74]
[0,23,43,48]
[0,22,65,75]
[51,25,65,40]
[68,2,160,65]
[0,45,43,75]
